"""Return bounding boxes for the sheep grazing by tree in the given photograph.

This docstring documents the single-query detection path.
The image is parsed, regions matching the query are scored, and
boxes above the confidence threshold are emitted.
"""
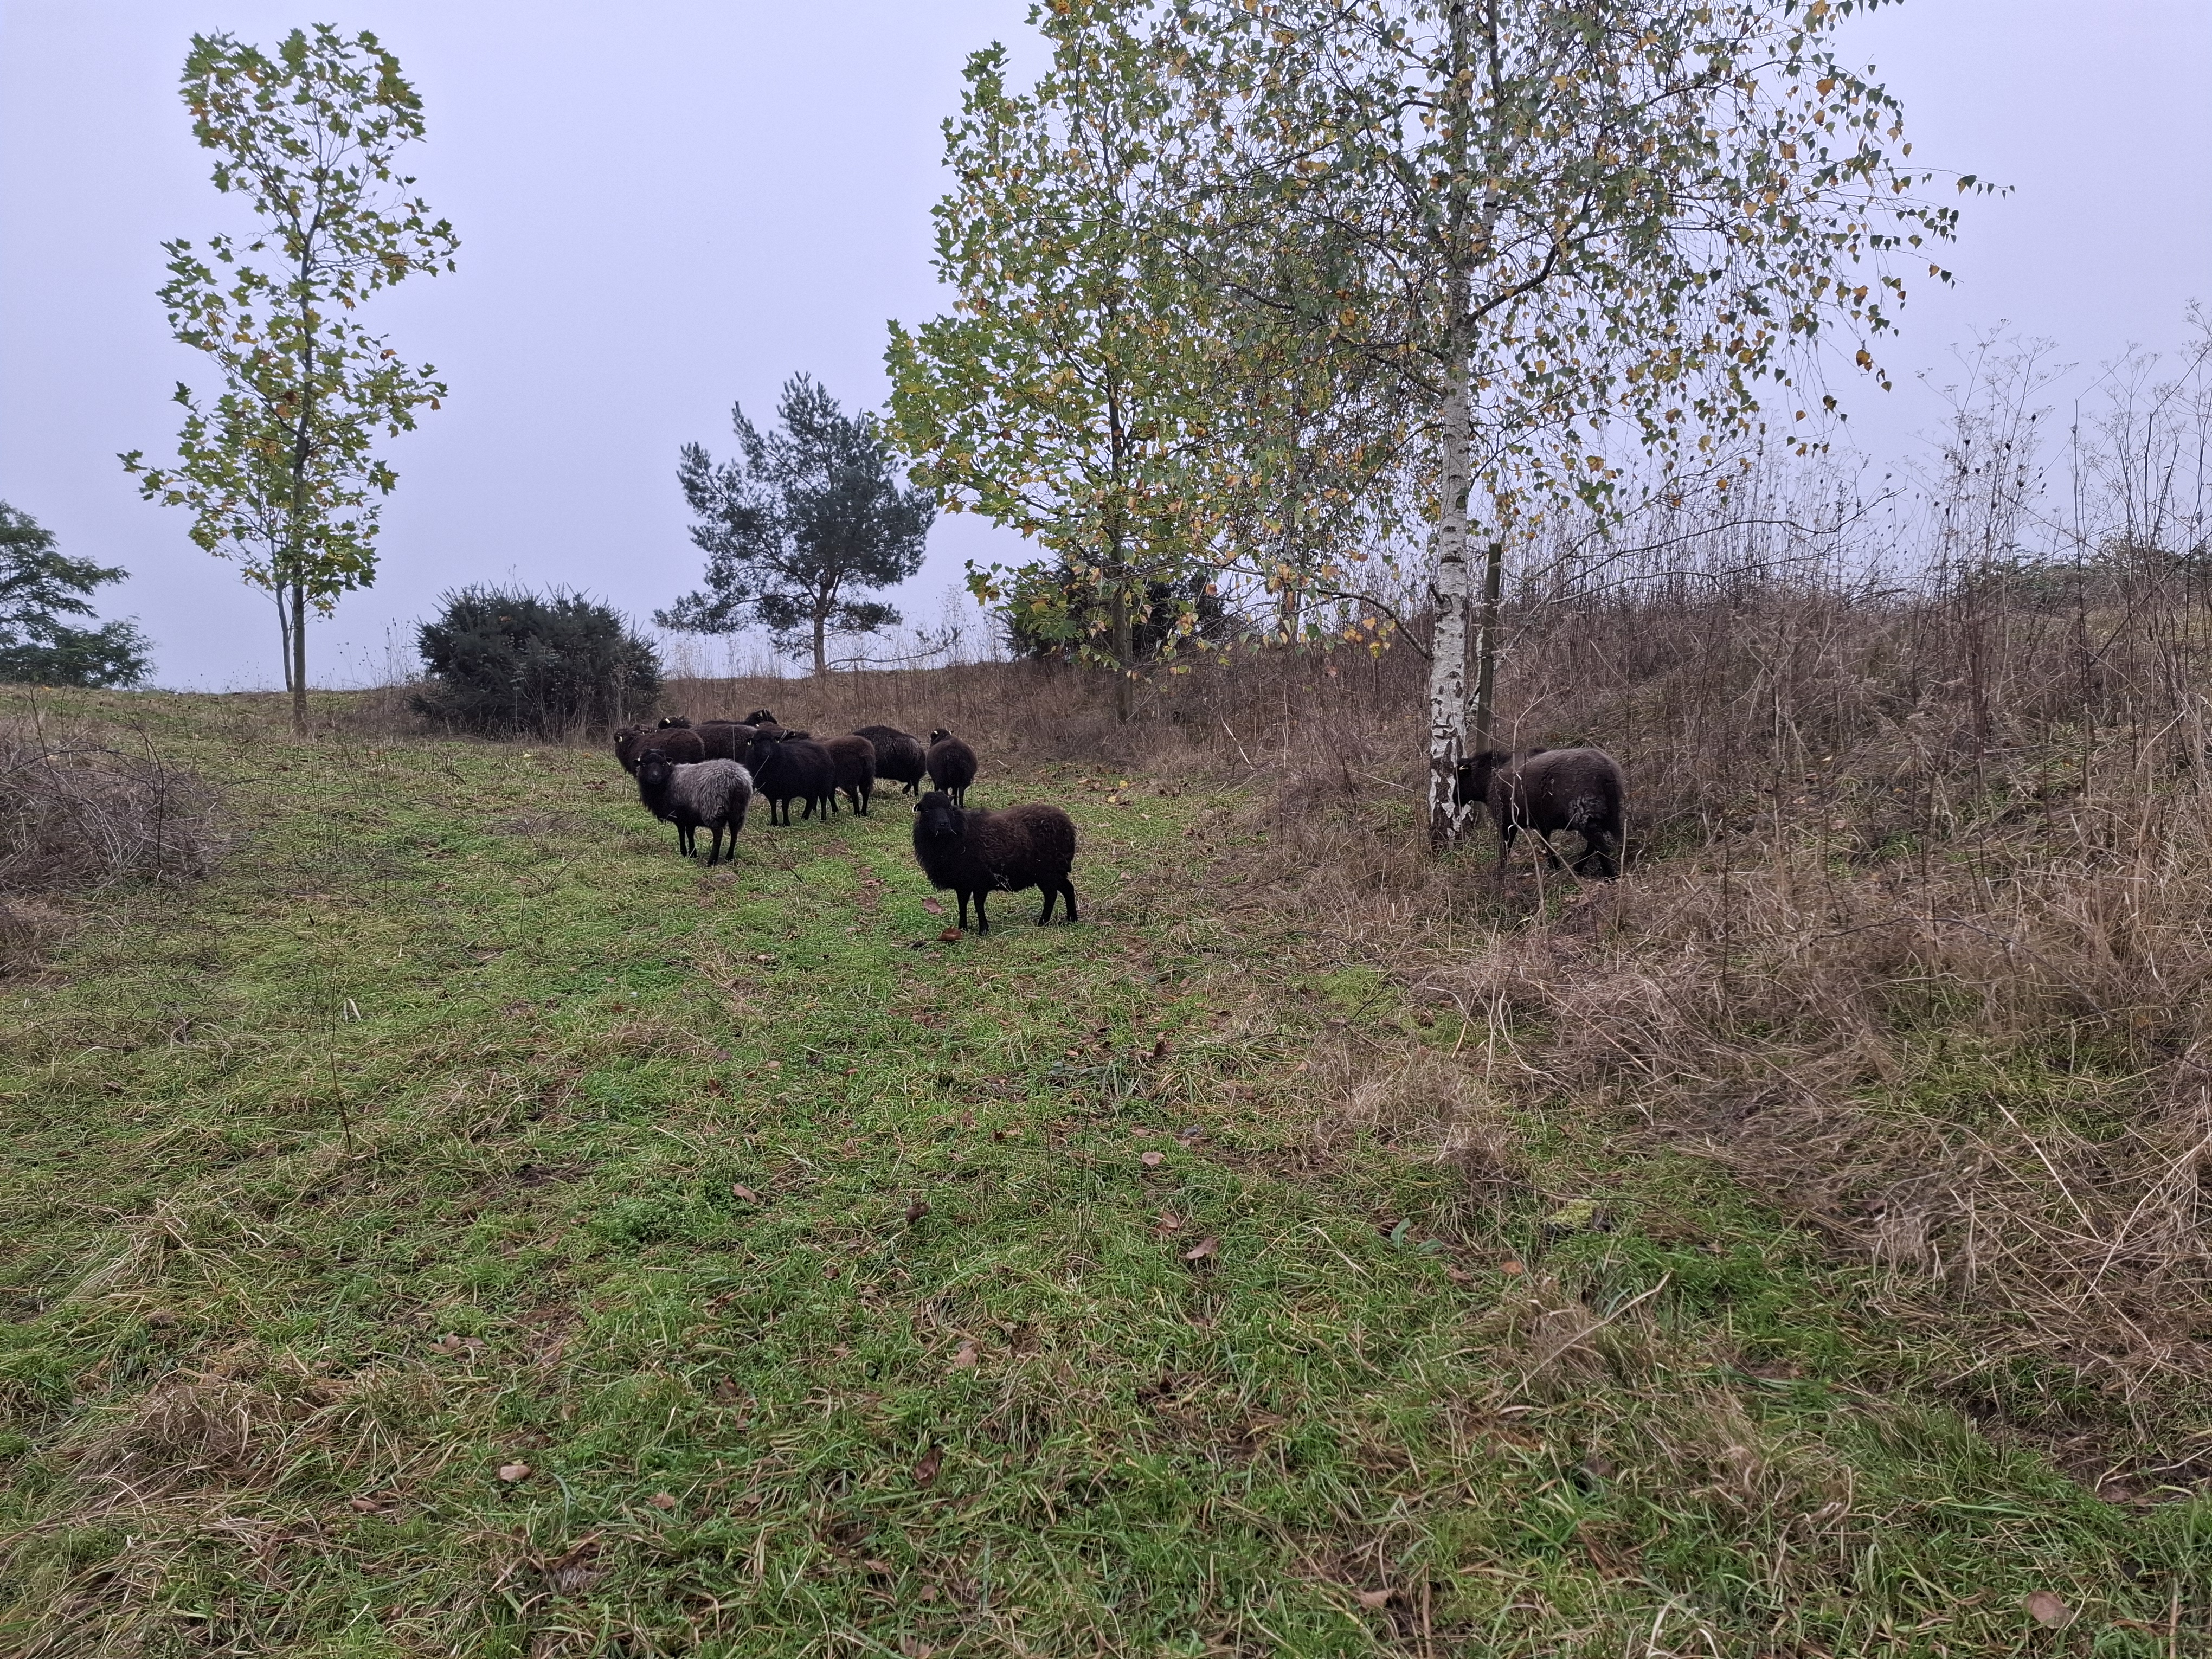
[744,731,837,825]
[614,723,705,775]
[924,728,978,806]
[635,751,753,865]
[910,789,1077,933]
[853,724,927,794]
[1457,747,1625,878]
[820,734,878,814]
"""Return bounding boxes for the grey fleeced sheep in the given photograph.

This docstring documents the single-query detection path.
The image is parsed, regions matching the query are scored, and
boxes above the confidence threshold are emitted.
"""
[853,725,927,794]
[615,723,705,775]
[911,790,1077,933]
[924,728,978,807]
[1457,747,1625,878]
[636,751,753,864]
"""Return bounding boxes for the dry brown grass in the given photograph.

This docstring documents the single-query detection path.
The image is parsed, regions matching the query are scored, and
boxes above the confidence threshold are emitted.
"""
[0,709,218,970]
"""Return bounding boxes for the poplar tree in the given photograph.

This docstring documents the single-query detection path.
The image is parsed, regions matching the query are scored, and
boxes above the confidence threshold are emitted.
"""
[1178,0,1977,844]
[123,25,456,733]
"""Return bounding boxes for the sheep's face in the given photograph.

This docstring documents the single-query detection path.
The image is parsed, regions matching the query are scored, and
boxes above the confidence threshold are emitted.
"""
[914,790,964,842]
[657,716,691,729]
[638,751,673,789]
[744,709,777,726]
[927,728,951,747]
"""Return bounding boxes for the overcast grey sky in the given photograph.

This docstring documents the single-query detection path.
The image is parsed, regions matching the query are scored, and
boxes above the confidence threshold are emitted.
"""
[2,1,2207,690]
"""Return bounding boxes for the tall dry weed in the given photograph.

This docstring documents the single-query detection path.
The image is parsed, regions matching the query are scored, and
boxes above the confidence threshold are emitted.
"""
[0,713,218,968]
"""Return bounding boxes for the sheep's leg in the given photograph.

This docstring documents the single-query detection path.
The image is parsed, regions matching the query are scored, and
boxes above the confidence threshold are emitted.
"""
[707,825,724,866]
[1496,821,1519,871]
[956,890,973,930]
[974,890,991,934]
[1060,879,1079,923]
[1037,887,1057,925]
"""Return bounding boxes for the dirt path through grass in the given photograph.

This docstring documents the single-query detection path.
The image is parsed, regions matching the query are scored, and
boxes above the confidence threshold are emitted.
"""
[1,697,2198,1656]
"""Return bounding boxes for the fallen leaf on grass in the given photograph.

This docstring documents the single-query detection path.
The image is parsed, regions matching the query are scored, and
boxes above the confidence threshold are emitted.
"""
[899,1639,936,1658]
[348,1496,383,1513]
[1151,1036,1170,1059]
[498,1461,532,1482]
[649,1492,677,1510]
[1355,1588,1393,1609]
[1444,1266,1474,1284]
[923,897,945,914]
[905,1199,931,1224]
[1182,1236,1219,1262]
[1140,1150,1164,1167]
[823,1262,841,1280]
[730,1183,760,1203]
[1500,1259,1526,1276]
[938,929,962,943]
[914,1446,943,1486]
[2025,1592,2072,1629]
[949,1339,980,1371]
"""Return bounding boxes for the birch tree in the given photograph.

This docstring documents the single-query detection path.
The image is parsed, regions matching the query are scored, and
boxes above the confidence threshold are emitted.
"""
[1177,0,1975,844]
[122,26,455,733]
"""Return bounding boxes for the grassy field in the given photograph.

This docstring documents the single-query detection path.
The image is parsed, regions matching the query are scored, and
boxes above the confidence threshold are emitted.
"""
[2,689,2205,1657]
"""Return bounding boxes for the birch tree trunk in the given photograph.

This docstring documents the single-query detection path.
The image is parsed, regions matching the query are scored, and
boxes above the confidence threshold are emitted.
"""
[1426,349,1475,846]
[1425,0,1477,848]
[1467,537,1506,755]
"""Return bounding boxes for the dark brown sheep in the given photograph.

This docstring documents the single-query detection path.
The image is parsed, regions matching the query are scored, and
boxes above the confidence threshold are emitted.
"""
[924,728,978,807]
[744,731,837,825]
[1457,747,1625,878]
[614,723,705,775]
[820,735,878,815]
[690,721,758,762]
[911,790,1077,933]
[853,724,928,793]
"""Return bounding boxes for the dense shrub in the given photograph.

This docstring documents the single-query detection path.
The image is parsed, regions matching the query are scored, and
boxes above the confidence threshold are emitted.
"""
[411,587,660,737]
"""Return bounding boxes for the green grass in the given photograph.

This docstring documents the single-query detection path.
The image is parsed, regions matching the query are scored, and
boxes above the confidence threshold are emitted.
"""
[2,690,2205,1656]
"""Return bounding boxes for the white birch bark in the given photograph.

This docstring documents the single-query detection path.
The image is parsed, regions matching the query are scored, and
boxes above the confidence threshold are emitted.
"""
[1426,348,1475,847]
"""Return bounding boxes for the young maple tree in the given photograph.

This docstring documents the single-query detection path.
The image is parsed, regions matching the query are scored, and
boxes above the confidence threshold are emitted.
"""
[885,0,1232,722]
[122,25,455,732]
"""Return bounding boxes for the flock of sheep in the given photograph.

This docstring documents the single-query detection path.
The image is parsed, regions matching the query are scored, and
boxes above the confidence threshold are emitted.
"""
[612,711,1080,931]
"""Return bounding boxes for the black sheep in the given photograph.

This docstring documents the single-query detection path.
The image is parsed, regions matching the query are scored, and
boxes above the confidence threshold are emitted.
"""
[744,732,838,825]
[910,789,1077,933]
[820,734,878,815]
[924,728,978,807]
[853,724,928,794]
[635,752,753,864]
[691,721,758,762]
[1457,747,1625,878]
[614,723,705,775]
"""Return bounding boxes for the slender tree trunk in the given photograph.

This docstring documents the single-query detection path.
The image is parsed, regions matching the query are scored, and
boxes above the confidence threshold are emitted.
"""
[813,609,829,676]
[1109,533,1134,725]
[291,584,308,733]
[276,581,296,695]
[1425,0,1477,848]
[1427,350,1475,847]
[1467,538,1506,755]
